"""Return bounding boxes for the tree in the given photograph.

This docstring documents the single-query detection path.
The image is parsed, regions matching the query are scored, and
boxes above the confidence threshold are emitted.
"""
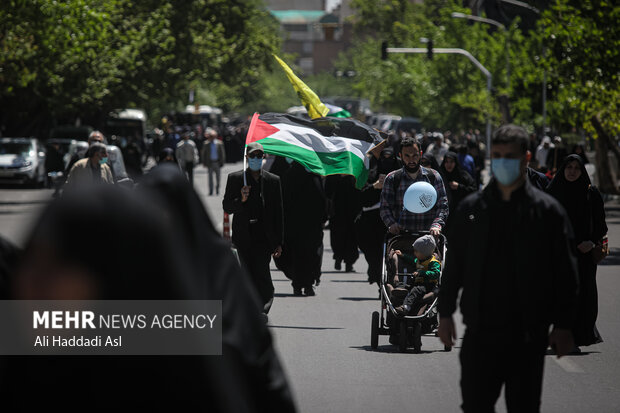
[342,0,512,132]
[538,0,619,193]
[0,0,280,135]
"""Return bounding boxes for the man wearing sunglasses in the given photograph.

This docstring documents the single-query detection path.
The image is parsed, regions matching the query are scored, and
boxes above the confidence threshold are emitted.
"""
[223,142,283,320]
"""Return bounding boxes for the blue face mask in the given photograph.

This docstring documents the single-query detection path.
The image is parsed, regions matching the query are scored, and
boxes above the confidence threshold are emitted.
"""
[491,158,522,186]
[99,157,108,165]
[248,158,263,171]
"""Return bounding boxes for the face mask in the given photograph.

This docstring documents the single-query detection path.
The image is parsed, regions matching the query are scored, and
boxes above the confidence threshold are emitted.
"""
[491,158,521,186]
[248,158,263,171]
[285,157,294,164]
[99,157,108,165]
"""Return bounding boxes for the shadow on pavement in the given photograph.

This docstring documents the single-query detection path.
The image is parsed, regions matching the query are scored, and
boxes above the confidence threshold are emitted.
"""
[351,345,455,354]
[329,279,369,283]
[0,200,50,205]
[268,325,344,330]
[338,297,378,301]
[274,293,306,298]
[545,349,600,357]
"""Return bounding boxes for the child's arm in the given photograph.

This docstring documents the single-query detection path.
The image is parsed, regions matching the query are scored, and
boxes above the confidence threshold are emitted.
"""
[417,261,441,285]
[399,253,416,267]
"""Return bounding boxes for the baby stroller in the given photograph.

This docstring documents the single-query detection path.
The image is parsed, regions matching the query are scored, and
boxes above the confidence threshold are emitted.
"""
[370,231,451,353]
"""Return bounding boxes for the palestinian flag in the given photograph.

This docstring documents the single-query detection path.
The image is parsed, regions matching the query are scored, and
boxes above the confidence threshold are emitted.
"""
[246,113,382,189]
[325,103,352,119]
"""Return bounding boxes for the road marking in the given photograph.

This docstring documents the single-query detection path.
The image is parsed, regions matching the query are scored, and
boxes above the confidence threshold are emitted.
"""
[551,356,585,373]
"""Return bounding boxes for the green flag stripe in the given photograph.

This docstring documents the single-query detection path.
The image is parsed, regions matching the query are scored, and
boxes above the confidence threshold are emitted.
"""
[259,137,368,189]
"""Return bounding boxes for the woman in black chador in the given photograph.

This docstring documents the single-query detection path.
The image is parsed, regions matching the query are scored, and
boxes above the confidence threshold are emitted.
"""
[438,151,476,226]
[326,174,361,272]
[274,158,327,296]
[1,171,296,411]
[547,154,608,350]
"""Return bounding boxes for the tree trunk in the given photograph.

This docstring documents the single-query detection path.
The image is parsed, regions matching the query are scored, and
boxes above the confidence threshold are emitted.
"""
[591,116,620,194]
[591,115,620,174]
[498,94,512,124]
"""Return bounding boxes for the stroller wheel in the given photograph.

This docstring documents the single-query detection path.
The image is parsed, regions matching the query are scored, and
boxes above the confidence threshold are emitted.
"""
[371,311,379,350]
[398,321,408,352]
[412,322,422,353]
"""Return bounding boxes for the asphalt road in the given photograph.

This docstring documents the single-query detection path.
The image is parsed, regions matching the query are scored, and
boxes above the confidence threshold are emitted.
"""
[1,162,619,413]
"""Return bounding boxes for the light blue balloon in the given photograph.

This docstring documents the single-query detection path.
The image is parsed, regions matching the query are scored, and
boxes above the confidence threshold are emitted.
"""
[403,181,437,213]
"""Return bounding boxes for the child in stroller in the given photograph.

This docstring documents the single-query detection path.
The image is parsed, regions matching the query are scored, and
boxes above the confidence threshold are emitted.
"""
[387,235,440,316]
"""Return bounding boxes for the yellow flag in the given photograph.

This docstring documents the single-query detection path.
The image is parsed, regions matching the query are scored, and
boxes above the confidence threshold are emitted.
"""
[273,54,329,119]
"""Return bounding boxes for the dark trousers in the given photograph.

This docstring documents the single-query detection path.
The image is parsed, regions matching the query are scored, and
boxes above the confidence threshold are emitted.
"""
[403,285,428,315]
[236,244,274,314]
[355,209,385,284]
[184,161,195,184]
[459,328,548,413]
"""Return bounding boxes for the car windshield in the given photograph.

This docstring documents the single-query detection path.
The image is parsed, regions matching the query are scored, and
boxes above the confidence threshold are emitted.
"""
[0,142,32,157]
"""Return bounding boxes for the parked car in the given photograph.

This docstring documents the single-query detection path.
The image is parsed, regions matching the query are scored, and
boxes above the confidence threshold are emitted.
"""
[0,137,46,186]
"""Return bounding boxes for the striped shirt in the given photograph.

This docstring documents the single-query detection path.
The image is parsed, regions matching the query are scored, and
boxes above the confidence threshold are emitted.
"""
[380,166,449,232]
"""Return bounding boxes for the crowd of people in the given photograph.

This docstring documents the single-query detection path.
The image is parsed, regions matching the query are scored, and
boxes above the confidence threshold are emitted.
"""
[0,117,610,411]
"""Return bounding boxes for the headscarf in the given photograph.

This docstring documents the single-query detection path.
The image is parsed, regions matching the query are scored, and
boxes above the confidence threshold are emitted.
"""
[439,151,474,185]
[3,186,217,409]
[3,180,296,411]
[376,147,400,175]
[421,152,440,171]
[438,151,476,213]
[547,154,592,239]
[138,164,297,412]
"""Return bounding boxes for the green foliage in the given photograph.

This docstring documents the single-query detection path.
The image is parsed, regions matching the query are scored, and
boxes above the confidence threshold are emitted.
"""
[538,0,619,138]
[343,0,510,131]
[343,0,618,138]
[0,0,280,134]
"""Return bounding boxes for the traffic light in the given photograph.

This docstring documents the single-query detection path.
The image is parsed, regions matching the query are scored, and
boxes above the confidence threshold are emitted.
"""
[427,39,433,60]
[381,41,388,61]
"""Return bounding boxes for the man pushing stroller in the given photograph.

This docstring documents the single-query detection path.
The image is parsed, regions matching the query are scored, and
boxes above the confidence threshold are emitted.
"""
[388,235,440,316]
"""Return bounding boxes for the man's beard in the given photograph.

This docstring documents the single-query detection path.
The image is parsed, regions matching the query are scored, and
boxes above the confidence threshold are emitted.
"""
[404,162,420,173]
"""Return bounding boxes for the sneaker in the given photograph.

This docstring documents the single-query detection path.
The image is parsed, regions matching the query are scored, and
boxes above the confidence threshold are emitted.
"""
[304,287,316,296]
[335,260,342,271]
[293,288,303,296]
[345,264,355,273]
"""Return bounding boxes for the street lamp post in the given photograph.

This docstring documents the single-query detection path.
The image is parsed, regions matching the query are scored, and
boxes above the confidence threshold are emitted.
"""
[496,0,546,133]
[451,12,510,89]
[384,46,493,159]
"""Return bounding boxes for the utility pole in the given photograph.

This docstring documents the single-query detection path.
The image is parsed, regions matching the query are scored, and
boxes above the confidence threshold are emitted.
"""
[384,46,493,158]
[451,12,509,89]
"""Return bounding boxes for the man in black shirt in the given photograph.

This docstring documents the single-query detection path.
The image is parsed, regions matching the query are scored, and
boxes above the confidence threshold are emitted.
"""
[438,124,578,413]
[223,142,283,318]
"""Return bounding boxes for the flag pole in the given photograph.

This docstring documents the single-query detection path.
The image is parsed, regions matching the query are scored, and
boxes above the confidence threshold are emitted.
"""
[244,112,260,186]
[243,145,247,186]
